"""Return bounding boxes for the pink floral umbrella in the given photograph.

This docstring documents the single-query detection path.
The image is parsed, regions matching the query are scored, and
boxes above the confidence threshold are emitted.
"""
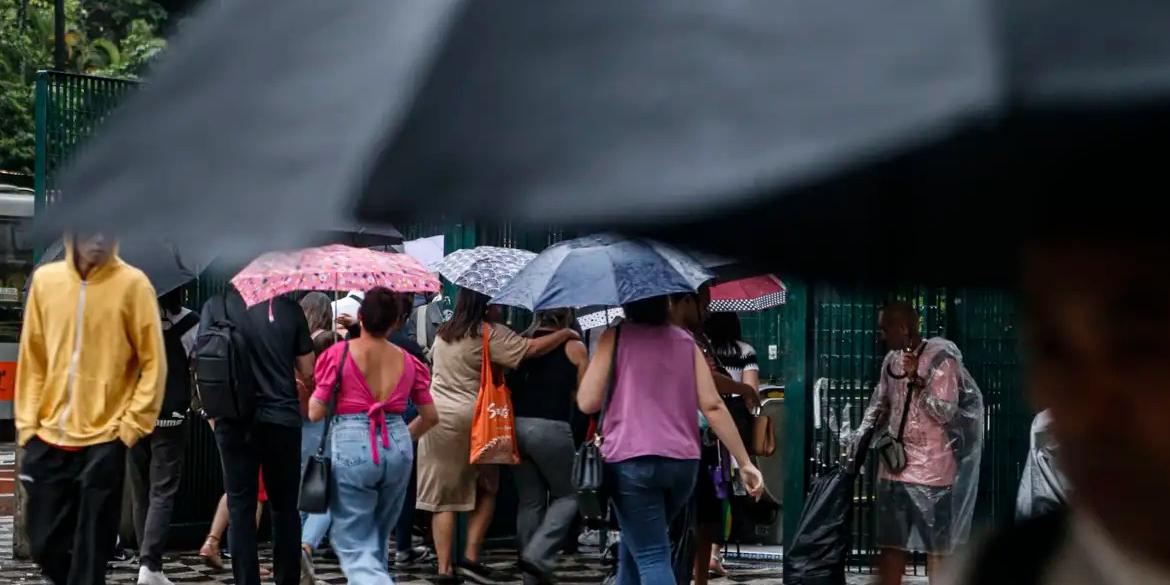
[232,244,440,307]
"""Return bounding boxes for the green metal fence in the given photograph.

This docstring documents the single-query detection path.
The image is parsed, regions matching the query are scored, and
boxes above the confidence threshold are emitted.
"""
[33,71,135,216]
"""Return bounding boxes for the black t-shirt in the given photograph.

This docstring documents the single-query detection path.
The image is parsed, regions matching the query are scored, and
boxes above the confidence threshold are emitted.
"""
[507,333,576,422]
[202,290,313,427]
[389,330,428,364]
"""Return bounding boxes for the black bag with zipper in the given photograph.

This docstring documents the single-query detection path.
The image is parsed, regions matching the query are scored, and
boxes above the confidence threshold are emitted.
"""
[193,292,256,420]
[572,326,621,522]
[299,342,349,514]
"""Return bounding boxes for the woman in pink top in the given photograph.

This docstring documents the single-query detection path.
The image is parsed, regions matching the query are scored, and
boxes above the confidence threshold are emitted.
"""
[308,288,439,585]
[578,295,764,585]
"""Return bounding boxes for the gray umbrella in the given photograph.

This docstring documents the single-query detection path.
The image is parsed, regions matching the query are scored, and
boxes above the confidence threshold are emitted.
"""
[37,1,1170,281]
[490,234,713,311]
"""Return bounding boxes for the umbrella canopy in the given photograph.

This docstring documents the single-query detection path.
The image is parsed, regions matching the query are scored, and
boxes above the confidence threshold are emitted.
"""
[231,244,439,307]
[37,1,1170,281]
[314,222,404,248]
[576,306,624,331]
[709,275,787,313]
[430,246,536,298]
[491,234,713,311]
[37,236,216,297]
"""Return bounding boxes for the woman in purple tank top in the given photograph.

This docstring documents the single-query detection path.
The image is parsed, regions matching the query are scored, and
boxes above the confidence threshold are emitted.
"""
[578,295,764,585]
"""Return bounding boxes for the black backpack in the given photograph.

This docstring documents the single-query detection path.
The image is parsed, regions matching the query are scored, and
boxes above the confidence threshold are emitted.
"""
[193,293,255,420]
[158,310,201,422]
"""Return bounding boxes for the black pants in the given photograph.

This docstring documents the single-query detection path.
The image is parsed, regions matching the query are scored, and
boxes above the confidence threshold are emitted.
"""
[21,437,126,585]
[128,423,188,571]
[214,419,302,585]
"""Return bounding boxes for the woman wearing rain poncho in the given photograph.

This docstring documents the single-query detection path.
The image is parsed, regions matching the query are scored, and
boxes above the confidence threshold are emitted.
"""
[855,302,985,585]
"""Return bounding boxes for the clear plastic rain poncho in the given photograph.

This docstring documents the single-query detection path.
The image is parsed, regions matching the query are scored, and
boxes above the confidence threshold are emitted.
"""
[855,337,984,554]
[1016,409,1070,520]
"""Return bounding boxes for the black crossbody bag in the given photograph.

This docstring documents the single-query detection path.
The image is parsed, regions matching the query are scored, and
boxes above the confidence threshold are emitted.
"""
[572,326,621,522]
[298,342,348,513]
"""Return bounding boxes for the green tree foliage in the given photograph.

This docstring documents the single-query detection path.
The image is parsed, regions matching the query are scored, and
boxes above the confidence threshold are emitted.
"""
[1,0,169,174]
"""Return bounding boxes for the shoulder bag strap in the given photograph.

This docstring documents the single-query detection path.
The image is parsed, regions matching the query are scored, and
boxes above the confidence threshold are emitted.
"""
[595,325,623,441]
[314,342,349,457]
[481,322,493,386]
[895,383,915,442]
[894,342,927,442]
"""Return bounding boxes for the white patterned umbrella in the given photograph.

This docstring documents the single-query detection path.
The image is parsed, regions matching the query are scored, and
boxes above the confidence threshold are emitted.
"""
[430,246,537,297]
[576,306,625,330]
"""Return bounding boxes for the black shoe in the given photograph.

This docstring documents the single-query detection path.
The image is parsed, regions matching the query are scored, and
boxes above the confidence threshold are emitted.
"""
[433,573,463,585]
[393,545,433,568]
[457,558,508,585]
[518,558,558,585]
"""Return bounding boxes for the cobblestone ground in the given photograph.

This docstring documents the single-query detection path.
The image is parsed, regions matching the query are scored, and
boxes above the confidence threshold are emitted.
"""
[0,445,926,584]
[0,534,925,585]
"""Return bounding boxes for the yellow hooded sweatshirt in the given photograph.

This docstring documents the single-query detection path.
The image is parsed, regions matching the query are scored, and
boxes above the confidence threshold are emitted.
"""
[15,240,166,448]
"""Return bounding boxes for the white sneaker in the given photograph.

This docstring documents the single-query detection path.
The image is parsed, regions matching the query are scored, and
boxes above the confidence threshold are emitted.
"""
[137,566,174,585]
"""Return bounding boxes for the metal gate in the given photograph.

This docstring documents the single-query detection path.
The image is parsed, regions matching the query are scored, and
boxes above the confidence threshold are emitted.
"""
[808,284,1029,572]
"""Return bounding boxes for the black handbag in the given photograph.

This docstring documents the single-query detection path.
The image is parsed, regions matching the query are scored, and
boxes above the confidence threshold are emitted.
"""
[572,326,621,522]
[298,342,348,514]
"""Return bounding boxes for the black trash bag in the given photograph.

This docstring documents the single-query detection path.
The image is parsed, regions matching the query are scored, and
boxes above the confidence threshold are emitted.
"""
[783,432,872,585]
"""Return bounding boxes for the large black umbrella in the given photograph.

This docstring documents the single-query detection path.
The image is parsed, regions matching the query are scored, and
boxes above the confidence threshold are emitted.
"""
[38,1,1170,281]
[38,236,215,296]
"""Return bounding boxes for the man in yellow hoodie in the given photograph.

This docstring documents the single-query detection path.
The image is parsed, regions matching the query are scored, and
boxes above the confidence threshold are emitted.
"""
[16,232,165,585]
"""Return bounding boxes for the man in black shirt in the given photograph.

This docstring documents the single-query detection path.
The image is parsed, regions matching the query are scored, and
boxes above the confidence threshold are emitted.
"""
[200,289,314,585]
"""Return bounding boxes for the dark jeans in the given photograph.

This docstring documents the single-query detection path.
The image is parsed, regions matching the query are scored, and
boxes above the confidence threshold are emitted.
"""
[21,437,126,585]
[607,456,699,585]
[128,423,188,571]
[395,404,419,553]
[214,419,302,585]
[394,442,419,553]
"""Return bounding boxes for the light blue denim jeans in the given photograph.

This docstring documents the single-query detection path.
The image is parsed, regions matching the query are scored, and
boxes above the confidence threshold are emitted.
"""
[300,416,331,549]
[328,414,413,585]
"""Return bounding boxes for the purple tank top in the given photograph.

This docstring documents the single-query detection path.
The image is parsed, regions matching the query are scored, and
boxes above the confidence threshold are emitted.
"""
[601,323,701,463]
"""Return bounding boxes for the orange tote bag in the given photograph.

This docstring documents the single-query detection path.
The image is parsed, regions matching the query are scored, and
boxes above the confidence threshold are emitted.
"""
[469,323,521,465]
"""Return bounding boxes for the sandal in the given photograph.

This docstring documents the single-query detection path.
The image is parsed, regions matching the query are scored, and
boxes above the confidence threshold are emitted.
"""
[199,535,225,571]
[709,554,728,577]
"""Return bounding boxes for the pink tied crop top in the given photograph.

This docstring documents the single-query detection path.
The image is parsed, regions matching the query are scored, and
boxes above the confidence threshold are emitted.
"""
[312,342,434,465]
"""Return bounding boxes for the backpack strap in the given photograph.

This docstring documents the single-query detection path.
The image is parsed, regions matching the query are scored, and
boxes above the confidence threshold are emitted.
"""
[175,310,200,334]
